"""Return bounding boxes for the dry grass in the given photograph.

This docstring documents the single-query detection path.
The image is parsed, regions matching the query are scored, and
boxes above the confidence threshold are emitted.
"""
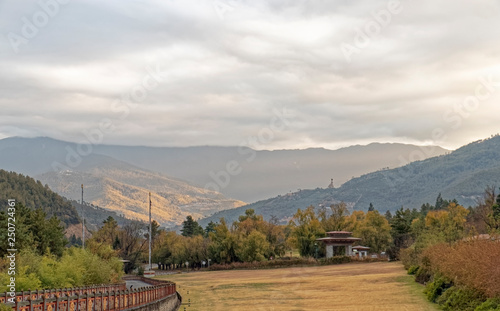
[159,262,438,311]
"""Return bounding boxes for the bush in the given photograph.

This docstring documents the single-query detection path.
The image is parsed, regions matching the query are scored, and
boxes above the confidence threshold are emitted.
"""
[209,257,320,271]
[414,266,432,284]
[137,266,145,276]
[0,304,12,311]
[425,275,452,302]
[407,265,419,275]
[424,240,500,298]
[400,247,420,270]
[436,286,484,311]
[319,256,351,265]
[475,298,500,311]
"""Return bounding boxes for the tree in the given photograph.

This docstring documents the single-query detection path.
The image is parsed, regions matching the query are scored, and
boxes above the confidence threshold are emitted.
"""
[319,202,349,232]
[384,210,393,221]
[353,211,392,253]
[289,206,325,257]
[0,203,66,257]
[208,219,238,264]
[234,209,266,236]
[435,193,449,211]
[204,221,217,237]
[118,221,147,273]
[181,216,204,237]
[265,216,287,258]
[236,230,270,262]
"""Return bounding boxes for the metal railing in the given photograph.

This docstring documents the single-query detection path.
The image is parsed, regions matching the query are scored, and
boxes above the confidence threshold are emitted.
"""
[1,279,177,311]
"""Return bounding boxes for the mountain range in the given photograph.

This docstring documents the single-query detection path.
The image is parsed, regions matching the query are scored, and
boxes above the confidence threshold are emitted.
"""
[0,136,449,227]
[93,141,449,202]
[197,135,500,227]
[0,137,244,227]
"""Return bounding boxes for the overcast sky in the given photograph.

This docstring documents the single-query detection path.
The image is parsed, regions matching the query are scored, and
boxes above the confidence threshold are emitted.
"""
[1,0,500,150]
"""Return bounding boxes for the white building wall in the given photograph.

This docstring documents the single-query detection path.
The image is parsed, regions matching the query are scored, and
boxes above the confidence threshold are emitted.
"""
[326,245,333,258]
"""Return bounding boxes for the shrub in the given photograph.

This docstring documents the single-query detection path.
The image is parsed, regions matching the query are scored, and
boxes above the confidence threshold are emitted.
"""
[424,239,500,298]
[425,275,452,302]
[436,286,484,311]
[407,265,419,275]
[475,298,500,311]
[414,266,432,284]
[137,266,145,276]
[0,304,12,311]
[400,247,420,270]
[319,256,351,265]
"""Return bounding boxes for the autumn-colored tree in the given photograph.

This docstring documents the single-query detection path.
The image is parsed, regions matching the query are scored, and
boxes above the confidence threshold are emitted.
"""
[235,230,270,262]
[353,210,392,253]
[289,206,325,257]
[319,202,350,232]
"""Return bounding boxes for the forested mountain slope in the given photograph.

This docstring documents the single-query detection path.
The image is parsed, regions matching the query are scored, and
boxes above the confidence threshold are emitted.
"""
[199,135,500,227]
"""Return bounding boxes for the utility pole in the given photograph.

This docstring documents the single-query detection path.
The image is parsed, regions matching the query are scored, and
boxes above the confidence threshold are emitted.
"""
[81,184,85,249]
[149,192,152,271]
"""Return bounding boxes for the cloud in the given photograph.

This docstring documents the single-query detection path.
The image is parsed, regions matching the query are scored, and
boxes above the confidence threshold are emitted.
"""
[1,0,500,150]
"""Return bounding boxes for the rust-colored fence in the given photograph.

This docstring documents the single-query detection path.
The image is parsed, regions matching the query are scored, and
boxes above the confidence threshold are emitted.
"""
[1,278,177,311]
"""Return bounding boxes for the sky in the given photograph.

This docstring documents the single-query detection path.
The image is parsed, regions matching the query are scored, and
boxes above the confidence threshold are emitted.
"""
[1,0,500,151]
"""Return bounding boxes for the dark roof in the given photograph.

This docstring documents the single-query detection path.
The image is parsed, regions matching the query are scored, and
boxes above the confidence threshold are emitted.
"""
[326,231,353,234]
[316,237,361,241]
[352,245,370,250]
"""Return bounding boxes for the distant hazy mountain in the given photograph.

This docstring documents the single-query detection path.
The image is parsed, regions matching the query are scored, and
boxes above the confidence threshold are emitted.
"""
[0,137,244,227]
[197,135,500,227]
[0,137,448,205]
[93,141,449,202]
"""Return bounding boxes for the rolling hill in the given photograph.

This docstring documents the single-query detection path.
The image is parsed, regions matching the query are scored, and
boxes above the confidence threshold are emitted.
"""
[197,135,500,227]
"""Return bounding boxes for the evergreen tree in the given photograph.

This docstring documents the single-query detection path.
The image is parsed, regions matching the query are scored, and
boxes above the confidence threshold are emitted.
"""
[204,221,217,237]
[384,210,393,221]
[435,193,445,210]
[181,216,204,237]
[0,203,67,257]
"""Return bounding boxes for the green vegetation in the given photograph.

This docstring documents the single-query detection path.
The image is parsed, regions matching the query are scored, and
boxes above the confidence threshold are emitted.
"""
[0,202,66,257]
[0,170,80,226]
[87,216,152,274]
[400,188,500,310]
[0,248,123,291]
[200,135,500,227]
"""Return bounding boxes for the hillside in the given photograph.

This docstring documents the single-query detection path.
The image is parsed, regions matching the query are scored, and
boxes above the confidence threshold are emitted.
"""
[0,137,448,203]
[0,137,245,227]
[70,200,136,232]
[36,158,245,227]
[94,142,449,202]
[0,169,80,226]
[198,135,500,227]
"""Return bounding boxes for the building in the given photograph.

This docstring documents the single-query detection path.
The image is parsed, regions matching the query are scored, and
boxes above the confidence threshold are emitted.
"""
[316,231,361,258]
[352,245,370,258]
[328,178,335,189]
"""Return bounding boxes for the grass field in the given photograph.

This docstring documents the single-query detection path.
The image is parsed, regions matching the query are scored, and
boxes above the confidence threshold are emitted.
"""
[159,262,438,311]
